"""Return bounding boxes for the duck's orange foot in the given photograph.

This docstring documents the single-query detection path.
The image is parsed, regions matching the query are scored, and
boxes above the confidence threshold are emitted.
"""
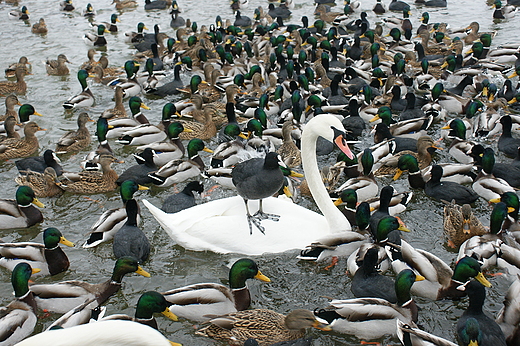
[361,341,381,346]
[447,239,457,249]
[324,256,338,270]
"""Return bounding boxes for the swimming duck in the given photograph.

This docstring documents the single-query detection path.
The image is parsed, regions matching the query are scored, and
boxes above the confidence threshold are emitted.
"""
[9,6,29,20]
[0,116,20,143]
[29,256,149,314]
[16,320,178,346]
[457,280,507,346]
[83,3,96,16]
[493,0,517,19]
[397,319,457,346]
[32,18,48,34]
[112,0,137,9]
[4,56,31,78]
[106,96,149,139]
[92,13,120,33]
[498,115,520,158]
[0,122,45,160]
[161,181,203,213]
[115,105,171,147]
[178,104,218,140]
[15,167,64,198]
[55,113,93,154]
[0,228,74,276]
[99,291,177,329]
[441,118,478,164]
[0,186,44,229]
[108,61,142,98]
[83,180,148,248]
[148,138,212,187]
[495,274,520,345]
[63,70,95,109]
[472,147,515,202]
[333,148,379,202]
[61,155,121,194]
[113,199,150,263]
[314,269,422,340]
[444,200,486,249]
[0,67,28,95]
[0,95,21,122]
[0,263,40,346]
[60,0,75,11]
[197,309,330,345]
[277,120,301,168]
[137,121,189,167]
[102,86,127,119]
[144,0,169,10]
[45,54,70,75]
[162,258,270,322]
[84,24,109,46]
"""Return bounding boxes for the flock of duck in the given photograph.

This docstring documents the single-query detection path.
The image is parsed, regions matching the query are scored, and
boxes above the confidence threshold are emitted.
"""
[1,0,520,345]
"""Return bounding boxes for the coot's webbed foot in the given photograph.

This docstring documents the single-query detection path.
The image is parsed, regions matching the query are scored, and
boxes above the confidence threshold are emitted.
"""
[246,214,266,235]
[253,210,280,222]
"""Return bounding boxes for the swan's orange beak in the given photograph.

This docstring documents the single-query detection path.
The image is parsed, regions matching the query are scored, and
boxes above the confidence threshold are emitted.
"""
[334,135,354,160]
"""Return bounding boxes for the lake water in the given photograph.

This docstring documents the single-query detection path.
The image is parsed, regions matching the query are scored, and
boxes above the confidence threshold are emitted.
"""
[0,0,519,344]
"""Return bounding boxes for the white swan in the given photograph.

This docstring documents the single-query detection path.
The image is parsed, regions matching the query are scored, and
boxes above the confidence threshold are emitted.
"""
[143,115,354,255]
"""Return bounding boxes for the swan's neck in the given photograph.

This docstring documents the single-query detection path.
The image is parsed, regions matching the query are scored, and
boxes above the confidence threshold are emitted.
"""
[301,128,351,233]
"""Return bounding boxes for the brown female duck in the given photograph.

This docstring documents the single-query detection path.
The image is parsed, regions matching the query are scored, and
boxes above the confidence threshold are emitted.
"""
[0,122,45,160]
[55,113,93,153]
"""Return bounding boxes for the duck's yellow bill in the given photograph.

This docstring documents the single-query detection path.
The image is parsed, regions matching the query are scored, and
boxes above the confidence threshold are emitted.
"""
[32,198,45,208]
[135,266,151,278]
[254,270,271,282]
[162,307,179,321]
[475,272,491,287]
[60,237,75,247]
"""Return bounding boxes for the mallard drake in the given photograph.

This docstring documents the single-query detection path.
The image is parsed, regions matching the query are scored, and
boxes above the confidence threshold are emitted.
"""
[493,0,517,19]
[0,227,74,276]
[125,22,148,43]
[92,13,120,32]
[16,149,63,176]
[314,269,422,340]
[496,274,520,345]
[83,180,148,248]
[161,181,203,213]
[197,309,330,345]
[113,199,150,263]
[457,281,507,346]
[148,138,213,187]
[30,256,149,314]
[0,263,40,346]
[100,291,178,329]
[0,95,21,122]
[83,3,96,16]
[61,0,75,11]
[397,319,457,346]
[498,115,520,158]
[32,17,48,34]
[80,117,114,171]
[162,258,270,322]
[333,149,378,202]
[55,113,93,154]
[113,0,138,10]
[16,319,178,346]
[108,61,142,98]
[456,202,512,270]
[443,200,486,249]
[0,122,45,160]
[137,121,190,167]
[15,167,64,198]
[106,96,150,139]
[9,6,30,20]
[1,103,40,137]
[45,54,70,75]
[115,101,173,146]
[63,70,95,109]
[61,155,121,194]
[0,67,28,95]
[84,25,109,46]
[490,192,520,236]
[0,186,43,229]
[143,115,355,255]
[472,147,515,202]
